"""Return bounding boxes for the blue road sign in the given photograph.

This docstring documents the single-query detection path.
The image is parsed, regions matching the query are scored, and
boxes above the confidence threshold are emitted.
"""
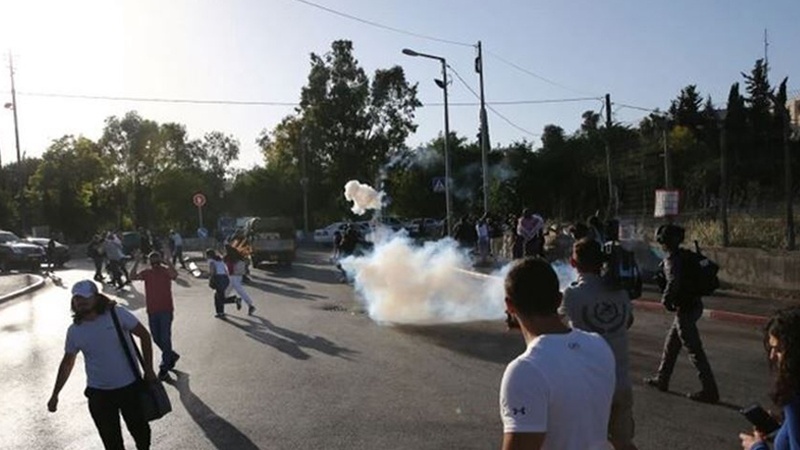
[432,177,446,193]
[197,227,208,239]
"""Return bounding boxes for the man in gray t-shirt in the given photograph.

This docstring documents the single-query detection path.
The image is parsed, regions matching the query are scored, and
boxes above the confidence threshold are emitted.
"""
[48,280,157,450]
[559,238,638,450]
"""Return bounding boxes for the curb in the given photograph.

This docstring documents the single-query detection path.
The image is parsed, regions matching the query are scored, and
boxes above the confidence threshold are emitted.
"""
[0,274,47,304]
[633,298,768,327]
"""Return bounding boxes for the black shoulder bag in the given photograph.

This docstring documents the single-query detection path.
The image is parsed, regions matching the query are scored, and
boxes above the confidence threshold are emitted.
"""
[110,306,172,421]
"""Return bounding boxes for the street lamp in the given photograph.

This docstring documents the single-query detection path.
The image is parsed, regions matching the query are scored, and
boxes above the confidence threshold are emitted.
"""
[402,48,453,236]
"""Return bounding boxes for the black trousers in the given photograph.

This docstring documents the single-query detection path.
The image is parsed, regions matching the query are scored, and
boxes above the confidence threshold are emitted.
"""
[85,382,151,450]
[656,302,719,393]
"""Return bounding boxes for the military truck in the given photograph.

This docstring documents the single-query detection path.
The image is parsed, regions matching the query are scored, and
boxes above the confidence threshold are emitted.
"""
[244,217,296,267]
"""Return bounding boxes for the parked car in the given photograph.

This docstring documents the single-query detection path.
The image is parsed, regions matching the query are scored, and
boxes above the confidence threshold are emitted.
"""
[406,218,442,237]
[313,222,348,246]
[23,237,71,267]
[0,230,45,272]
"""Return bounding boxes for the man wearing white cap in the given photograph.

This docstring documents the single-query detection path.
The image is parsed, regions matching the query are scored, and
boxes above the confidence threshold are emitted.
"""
[48,280,156,450]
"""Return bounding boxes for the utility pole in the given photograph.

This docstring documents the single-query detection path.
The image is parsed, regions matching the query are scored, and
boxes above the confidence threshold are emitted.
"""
[301,131,310,239]
[603,94,614,218]
[476,41,490,216]
[663,127,672,189]
[442,61,453,236]
[720,121,730,247]
[8,53,20,164]
[764,29,769,74]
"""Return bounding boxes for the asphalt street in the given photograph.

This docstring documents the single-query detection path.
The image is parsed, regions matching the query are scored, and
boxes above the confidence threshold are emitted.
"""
[0,249,775,449]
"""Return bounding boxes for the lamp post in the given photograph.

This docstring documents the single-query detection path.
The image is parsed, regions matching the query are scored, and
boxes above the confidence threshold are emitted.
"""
[402,48,452,236]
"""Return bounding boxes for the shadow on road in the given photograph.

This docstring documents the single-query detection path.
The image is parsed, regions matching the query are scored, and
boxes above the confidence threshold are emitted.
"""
[394,322,525,365]
[165,370,259,450]
[102,283,147,310]
[245,274,328,302]
[223,315,357,361]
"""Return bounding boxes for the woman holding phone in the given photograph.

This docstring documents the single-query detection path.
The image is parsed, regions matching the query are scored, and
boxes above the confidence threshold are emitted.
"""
[740,306,800,449]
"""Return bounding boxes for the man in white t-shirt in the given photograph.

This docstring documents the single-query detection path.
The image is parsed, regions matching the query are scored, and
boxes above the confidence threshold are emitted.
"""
[501,257,616,450]
[47,280,157,450]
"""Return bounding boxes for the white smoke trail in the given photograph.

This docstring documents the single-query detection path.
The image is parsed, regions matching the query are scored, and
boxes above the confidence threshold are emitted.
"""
[344,180,383,215]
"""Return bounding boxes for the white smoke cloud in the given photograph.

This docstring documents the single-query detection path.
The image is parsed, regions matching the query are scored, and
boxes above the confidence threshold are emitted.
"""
[344,180,383,215]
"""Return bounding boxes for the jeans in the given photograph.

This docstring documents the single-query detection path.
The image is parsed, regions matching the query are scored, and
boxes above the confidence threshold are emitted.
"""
[212,274,234,314]
[85,382,151,450]
[92,257,104,281]
[148,311,177,371]
[226,275,253,306]
[656,302,718,393]
[172,246,185,267]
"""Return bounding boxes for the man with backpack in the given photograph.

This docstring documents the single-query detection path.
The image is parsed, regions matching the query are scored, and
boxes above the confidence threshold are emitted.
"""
[644,224,720,404]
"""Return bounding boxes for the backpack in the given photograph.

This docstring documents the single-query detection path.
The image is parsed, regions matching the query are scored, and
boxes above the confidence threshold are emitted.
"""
[601,242,642,300]
[680,241,720,297]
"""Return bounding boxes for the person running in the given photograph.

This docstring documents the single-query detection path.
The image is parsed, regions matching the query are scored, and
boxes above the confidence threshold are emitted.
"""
[207,248,239,318]
[224,245,255,316]
[48,280,156,450]
[560,238,638,450]
[500,257,616,450]
[644,224,719,404]
[130,249,180,380]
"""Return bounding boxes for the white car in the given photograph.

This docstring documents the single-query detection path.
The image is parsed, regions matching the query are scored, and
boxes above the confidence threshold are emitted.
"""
[313,222,348,246]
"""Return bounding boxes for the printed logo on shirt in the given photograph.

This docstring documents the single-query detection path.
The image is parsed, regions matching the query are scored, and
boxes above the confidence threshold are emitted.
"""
[580,301,627,335]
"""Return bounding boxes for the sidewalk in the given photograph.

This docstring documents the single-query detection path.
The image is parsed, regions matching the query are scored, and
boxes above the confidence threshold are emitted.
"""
[0,273,46,303]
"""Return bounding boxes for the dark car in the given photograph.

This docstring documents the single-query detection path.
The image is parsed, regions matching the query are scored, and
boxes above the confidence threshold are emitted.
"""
[24,237,71,267]
[0,231,45,272]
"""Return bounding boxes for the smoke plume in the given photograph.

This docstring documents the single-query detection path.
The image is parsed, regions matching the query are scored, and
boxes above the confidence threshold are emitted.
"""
[344,180,383,215]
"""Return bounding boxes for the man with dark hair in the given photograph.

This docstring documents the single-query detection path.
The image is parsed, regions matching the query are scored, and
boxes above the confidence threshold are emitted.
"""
[644,224,719,404]
[560,238,638,450]
[48,280,156,449]
[131,249,180,380]
[500,257,616,450]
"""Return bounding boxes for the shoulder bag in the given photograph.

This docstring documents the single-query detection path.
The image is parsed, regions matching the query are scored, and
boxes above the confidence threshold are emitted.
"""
[110,306,172,421]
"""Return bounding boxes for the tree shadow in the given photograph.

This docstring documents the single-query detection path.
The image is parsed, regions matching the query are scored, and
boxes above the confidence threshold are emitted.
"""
[164,370,259,450]
[223,315,357,361]
[394,322,525,365]
[245,277,327,301]
[174,277,192,288]
[102,283,146,311]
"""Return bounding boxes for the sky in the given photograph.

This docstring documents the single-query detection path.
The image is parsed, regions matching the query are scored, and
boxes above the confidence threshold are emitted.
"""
[0,0,798,169]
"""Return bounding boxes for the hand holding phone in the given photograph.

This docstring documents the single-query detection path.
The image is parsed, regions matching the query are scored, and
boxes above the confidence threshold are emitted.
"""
[740,403,780,435]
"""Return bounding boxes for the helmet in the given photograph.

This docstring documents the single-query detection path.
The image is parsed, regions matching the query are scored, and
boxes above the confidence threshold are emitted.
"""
[655,224,685,244]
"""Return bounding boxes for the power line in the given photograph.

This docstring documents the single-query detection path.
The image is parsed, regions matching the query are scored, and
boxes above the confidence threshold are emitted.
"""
[285,0,473,48]
[8,90,598,109]
[484,50,599,97]
[448,65,539,137]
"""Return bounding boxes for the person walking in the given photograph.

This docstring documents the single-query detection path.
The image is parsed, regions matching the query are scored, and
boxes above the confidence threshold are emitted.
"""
[168,229,186,269]
[476,214,491,264]
[130,249,180,380]
[644,224,719,404]
[739,306,800,449]
[104,233,127,289]
[560,238,638,450]
[500,257,616,450]
[47,280,156,450]
[88,234,106,282]
[207,248,239,318]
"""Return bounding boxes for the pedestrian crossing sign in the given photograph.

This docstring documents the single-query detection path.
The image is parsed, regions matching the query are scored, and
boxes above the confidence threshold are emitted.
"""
[432,177,446,193]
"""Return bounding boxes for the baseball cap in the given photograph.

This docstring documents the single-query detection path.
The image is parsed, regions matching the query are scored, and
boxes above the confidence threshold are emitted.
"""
[71,280,99,299]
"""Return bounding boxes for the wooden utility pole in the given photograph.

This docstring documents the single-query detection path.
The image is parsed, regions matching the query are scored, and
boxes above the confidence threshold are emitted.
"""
[604,94,614,218]
[476,41,490,216]
[719,123,730,247]
[781,100,795,250]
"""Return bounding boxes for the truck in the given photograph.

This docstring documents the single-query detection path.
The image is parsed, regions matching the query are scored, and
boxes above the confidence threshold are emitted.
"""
[244,217,296,267]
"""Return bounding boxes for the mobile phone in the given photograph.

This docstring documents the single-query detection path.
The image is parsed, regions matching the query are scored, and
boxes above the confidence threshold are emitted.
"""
[740,403,780,435]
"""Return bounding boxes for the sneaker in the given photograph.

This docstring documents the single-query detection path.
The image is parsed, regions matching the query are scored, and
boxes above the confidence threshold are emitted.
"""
[214,313,226,319]
[158,368,170,380]
[235,297,242,310]
[248,305,256,316]
[687,390,719,404]
[169,353,181,369]
[643,376,668,392]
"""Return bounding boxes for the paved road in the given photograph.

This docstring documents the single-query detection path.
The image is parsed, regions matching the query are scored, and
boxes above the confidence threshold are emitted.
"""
[0,250,773,449]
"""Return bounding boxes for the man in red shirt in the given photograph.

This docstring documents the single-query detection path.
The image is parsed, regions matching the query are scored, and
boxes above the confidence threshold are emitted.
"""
[131,249,179,380]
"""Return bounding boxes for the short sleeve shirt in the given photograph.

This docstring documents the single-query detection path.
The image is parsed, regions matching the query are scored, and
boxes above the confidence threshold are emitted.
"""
[499,330,615,450]
[138,266,175,314]
[65,306,140,389]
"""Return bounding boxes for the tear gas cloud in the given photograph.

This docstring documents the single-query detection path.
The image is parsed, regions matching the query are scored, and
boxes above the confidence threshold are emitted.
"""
[339,180,579,325]
[344,180,383,215]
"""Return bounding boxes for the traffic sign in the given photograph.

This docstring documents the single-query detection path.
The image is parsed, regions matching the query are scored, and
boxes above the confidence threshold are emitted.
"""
[197,227,208,239]
[432,177,446,193]
[654,189,680,217]
[192,193,207,207]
